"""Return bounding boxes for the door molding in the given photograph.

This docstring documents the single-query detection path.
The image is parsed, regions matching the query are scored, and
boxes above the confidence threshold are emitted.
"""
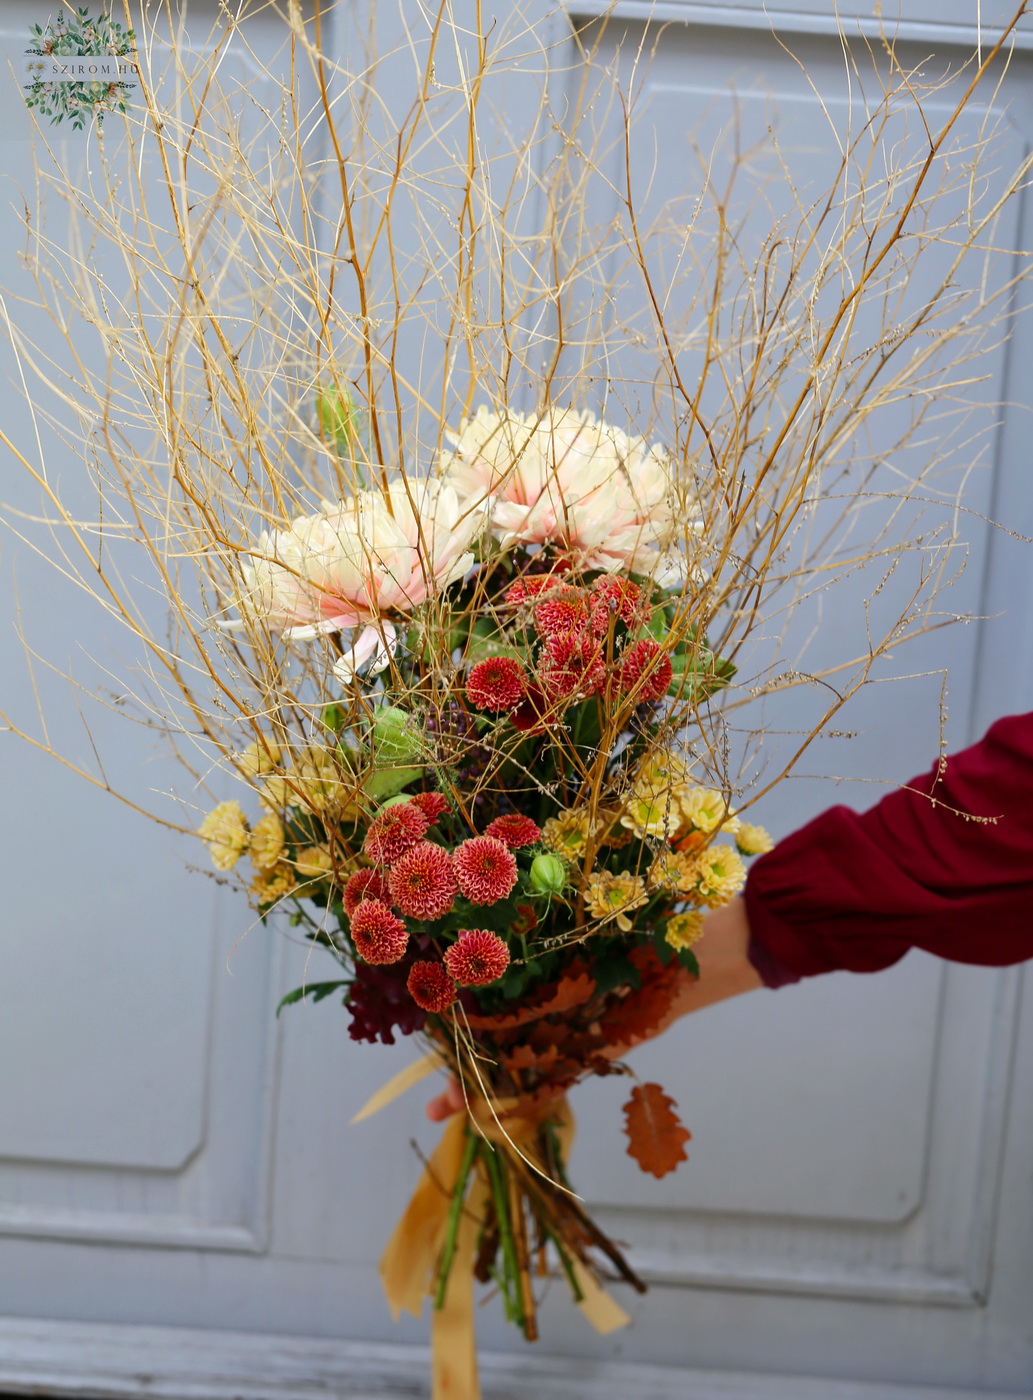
[0,1316,1027,1400]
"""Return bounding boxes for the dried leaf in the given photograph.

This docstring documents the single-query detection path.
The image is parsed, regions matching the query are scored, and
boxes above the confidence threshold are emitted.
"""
[622,1082,691,1178]
[464,971,596,1030]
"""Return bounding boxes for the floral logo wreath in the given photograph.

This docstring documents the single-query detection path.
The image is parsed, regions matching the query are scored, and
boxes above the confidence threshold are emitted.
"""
[24,5,136,131]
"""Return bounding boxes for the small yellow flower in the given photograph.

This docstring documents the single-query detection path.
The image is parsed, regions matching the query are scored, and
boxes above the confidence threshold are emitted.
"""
[250,861,297,905]
[619,793,681,840]
[542,809,594,862]
[665,909,705,952]
[238,736,282,779]
[647,849,700,895]
[198,800,249,871]
[693,844,747,908]
[585,870,648,932]
[260,774,296,811]
[680,786,740,837]
[295,845,335,881]
[736,822,774,856]
[249,813,285,872]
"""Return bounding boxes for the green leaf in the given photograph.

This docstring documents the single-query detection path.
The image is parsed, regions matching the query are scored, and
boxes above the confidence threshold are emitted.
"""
[364,763,422,800]
[593,949,643,995]
[675,947,701,978]
[275,980,350,1017]
[463,617,525,665]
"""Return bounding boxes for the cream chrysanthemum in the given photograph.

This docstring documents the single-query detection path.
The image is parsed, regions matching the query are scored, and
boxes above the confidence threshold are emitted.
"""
[542,809,594,863]
[584,870,648,932]
[239,479,482,637]
[250,861,296,905]
[441,405,693,582]
[665,910,705,951]
[736,822,775,856]
[693,845,747,908]
[295,845,335,881]
[249,813,285,872]
[199,801,250,871]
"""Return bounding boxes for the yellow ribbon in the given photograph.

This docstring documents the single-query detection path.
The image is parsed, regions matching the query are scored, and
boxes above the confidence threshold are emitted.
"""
[364,1066,630,1400]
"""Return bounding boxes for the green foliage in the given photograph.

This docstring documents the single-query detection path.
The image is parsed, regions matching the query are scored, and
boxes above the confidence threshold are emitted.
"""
[275,979,350,1016]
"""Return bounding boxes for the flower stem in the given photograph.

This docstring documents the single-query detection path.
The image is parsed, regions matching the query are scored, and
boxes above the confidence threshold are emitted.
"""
[482,1143,524,1331]
[433,1126,479,1312]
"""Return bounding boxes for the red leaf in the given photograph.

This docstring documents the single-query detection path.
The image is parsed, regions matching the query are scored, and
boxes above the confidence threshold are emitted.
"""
[622,1082,691,1178]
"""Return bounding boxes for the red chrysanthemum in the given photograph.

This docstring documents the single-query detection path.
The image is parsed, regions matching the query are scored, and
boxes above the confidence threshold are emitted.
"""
[533,586,592,638]
[484,814,541,849]
[539,629,606,699]
[349,899,409,965]
[591,574,646,630]
[388,841,457,920]
[343,868,391,917]
[410,791,451,824]
[363,802,430,865]
[510,684,553,734]
[505,574,564,607]
[620,638,673,701]
[406,960,458,1013]
[453,835,519,904]
[466,656,527,713]
[444,929,511,986]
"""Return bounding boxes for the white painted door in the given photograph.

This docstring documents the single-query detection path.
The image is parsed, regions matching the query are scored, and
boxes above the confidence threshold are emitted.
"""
[0,2,1031,1397]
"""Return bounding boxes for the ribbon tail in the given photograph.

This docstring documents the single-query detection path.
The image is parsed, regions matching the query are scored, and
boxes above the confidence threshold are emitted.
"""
[352,1051,443,1123]
[432,1168,489,1400]
[380,1114,467,1319]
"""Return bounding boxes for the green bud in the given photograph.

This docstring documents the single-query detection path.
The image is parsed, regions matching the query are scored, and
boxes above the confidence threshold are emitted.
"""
[529,852,566,896]
[315,382,358,450]
[370,705,424,765]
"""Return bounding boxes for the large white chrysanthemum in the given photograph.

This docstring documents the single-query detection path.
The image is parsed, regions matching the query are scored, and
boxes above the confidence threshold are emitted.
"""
[441,405,695,581]
[240,478,481,637]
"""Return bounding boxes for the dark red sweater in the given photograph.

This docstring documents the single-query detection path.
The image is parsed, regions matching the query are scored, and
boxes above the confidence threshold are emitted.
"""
[743,712,1033,986]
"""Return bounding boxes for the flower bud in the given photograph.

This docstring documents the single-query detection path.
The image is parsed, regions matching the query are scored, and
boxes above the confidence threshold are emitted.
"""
[315,382,357,450]
[529,852,566,896]
[370,705,424,764]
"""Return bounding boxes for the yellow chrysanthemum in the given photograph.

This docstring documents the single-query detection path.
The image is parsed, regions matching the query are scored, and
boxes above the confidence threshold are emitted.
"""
[665,909,705,951]
[295,845,335,881]
[679,786,740,837]
[250,861,297,905]
[619,793,681,840]
[634,751,694,794]
[238,737,282,779]
[693,844,747,908]
[647,849,700,895]
[542,809,594,862]
[249,813,285,872]
[584,870,648,932]
[736,822,774,856]
[198,800,250,871]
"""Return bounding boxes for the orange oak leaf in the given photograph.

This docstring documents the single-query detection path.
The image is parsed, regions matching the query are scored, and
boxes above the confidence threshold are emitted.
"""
[622,1082,691,1178]
[463,971,597,1030]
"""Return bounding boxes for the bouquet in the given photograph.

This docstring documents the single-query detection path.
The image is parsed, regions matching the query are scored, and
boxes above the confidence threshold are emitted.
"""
[3,2,1028,1395]
[198,406,768,1382]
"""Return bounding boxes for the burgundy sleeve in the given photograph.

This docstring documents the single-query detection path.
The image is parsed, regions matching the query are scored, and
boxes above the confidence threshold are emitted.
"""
[743,712,1033,985]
